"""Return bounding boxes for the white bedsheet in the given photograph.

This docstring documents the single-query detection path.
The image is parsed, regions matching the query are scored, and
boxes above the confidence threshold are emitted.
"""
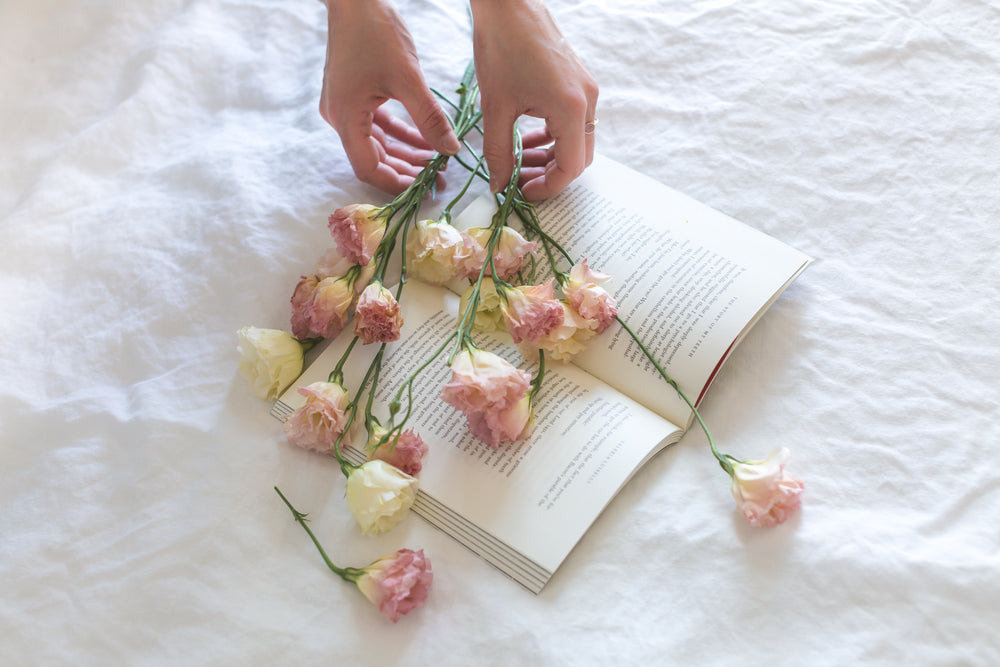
[3,0,998,664]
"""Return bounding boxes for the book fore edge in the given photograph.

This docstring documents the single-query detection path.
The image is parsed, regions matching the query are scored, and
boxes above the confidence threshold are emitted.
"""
[271,399,554,595]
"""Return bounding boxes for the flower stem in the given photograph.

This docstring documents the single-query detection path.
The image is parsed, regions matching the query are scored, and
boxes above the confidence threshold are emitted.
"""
[613,316,734,476]
[273,486,365,582]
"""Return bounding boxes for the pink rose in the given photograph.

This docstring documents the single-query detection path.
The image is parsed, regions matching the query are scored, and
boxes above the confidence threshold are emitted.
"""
[367,423,428,476]
[564,259,618,334]
[290,274,356,340]
[328,204,386,266]
[441,348,532,415]
[457,227,537,280]
[523,302,598,362]
[467,393,534,447]
[405,219,465,284]
[353,281,404,344]
[354,549,433,623]
[282,381,354,455]
[498,279,564,345]
[730,447,804,527]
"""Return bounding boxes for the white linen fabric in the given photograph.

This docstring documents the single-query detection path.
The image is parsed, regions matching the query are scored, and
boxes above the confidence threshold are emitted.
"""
[2,0,998,664]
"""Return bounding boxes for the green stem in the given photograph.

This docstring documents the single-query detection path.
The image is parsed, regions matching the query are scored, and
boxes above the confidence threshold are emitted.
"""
[273,486,366,583]
[614,316,734,476]
[441,155,486,224]
[329,336,360,385]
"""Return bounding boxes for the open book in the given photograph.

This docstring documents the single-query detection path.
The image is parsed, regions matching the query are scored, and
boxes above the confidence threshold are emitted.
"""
[273,155,812,593]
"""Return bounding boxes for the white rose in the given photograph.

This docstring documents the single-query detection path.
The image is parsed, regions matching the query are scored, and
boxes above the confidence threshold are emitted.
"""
[405,219,464,284]
[459,278,506,333]
[236,327,304,401]
[345,460,419,535]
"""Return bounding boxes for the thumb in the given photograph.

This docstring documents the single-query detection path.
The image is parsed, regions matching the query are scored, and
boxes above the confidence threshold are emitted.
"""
[481,103,517,193]
[397,84,461,157]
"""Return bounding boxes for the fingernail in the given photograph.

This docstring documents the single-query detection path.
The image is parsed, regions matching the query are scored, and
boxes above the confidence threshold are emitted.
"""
[489,176,500,193]
[444,135,461,156]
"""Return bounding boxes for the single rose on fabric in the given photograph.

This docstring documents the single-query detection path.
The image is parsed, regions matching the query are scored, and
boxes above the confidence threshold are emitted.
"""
[441,347,533,414]
[467,393,534,447]
[405,219,465,284]
[236,327,304,401]
[274,488,432,624]
[523,302,598,362]
[366,422,428,476]
[345,459,419,535]
[459,278,506,333]
[457,226,537,280]
[498,279,564,345]
[283,381,354,455]
[353,281,404,344]
[355,548,433,623]
[564,259,618,333]
[328,204,386,266]
[729,447,804,527]
[290,274,355,340]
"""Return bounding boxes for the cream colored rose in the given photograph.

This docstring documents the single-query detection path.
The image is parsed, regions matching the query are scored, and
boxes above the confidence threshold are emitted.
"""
[345,460,419,535]
[459,278,506,333]
[405,219,464,284]
[523,303,597,362]
[236,327,304,401]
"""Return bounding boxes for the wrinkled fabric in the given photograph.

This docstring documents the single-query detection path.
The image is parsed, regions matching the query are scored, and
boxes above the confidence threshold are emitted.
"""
[2,0,999,664]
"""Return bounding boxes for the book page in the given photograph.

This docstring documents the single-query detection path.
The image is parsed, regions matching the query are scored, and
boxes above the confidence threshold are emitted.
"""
[274,280,682,592]
[454,154,812,427]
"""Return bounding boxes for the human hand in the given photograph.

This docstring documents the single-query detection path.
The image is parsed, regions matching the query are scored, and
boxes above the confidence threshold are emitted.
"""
[320,0,461,194]
[470,0,598,201]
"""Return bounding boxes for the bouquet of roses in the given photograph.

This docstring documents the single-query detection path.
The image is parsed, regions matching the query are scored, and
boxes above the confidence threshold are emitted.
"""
[238,65,803,622]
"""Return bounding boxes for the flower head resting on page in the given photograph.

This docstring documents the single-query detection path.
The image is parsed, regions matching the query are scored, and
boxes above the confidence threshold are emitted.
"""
[459,278,506,333]
[441,346,536,448]
[283,381,354,455]
[353,281,404,345]
[457,226,537,280]
[564,259,618,333]
[441,347,532,415]
[520,302,598,362]
[405,219,465,284]
[366,422,428,477]
[497,278,564,345]
[466,392,535,447]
